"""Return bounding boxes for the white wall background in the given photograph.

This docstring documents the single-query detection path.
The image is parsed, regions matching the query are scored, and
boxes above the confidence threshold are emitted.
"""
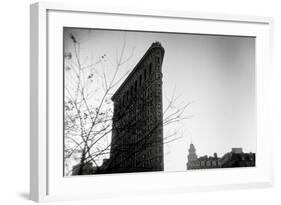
[0,0,280,204]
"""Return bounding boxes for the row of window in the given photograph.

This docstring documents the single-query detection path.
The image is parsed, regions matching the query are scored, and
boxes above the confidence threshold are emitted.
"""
[190,160,221,167]
[121,63,152,104]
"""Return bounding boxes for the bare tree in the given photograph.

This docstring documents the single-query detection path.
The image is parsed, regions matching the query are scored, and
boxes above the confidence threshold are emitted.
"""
[64,31,190,176]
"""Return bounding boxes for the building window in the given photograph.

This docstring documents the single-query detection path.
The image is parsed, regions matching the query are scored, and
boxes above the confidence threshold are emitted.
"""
[123,95,126,105]
[149,63,152,74]
[126,91,129,101]
[156,57,160,63]
[144,69,147,80]
[135,81,137,92]
[139,75,142,87]
[130,86,133,98]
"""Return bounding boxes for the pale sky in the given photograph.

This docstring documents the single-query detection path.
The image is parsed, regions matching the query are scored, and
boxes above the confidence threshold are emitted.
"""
[64,28,256,172]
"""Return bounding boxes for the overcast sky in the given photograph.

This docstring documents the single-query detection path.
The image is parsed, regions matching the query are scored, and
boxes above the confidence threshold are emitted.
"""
[64,28,256,172]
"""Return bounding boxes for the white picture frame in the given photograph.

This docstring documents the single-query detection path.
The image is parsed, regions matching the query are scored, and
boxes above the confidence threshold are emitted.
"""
[30,1,274,202]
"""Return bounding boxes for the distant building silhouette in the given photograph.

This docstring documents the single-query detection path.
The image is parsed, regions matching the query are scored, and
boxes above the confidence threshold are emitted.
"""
[187,143,221,169]
[99,42,165,174]
[71,162,97,175]
[186,143,197,169]
[186,144,255,170]
[220,148,255,168]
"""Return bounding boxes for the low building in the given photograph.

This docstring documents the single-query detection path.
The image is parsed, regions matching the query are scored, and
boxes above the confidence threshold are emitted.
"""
[220,148,255,168]
[186,144,255,170]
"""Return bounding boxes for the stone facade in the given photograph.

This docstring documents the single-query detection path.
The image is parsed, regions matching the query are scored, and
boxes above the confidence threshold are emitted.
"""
[100,42,165,174]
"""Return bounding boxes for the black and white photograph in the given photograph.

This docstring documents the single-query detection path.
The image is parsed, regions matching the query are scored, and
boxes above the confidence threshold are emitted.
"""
[63,28,256,176]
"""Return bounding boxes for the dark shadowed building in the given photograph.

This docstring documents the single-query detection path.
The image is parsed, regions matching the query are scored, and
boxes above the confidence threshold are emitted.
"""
[220,148,255,168]
[71,162,97,175]
[186,144,255,170]
[99,42,165,174]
